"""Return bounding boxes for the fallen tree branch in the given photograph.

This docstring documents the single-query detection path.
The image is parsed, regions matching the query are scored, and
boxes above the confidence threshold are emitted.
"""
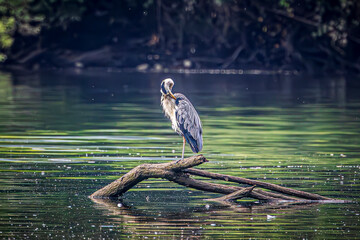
[184,168,332,200]
[90,155,208,198]
[167,171,294,200]
[90,155,334,203]
[208,186,256,203]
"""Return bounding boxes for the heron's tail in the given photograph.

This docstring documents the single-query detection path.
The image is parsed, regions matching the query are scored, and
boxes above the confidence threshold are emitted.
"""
[184,132,203,153]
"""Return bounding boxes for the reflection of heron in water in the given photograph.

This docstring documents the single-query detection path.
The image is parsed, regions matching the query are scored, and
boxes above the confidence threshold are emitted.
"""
[160,78,203,161]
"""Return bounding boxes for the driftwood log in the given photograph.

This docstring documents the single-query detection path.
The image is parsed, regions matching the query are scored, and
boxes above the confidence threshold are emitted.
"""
[90,155,338,203]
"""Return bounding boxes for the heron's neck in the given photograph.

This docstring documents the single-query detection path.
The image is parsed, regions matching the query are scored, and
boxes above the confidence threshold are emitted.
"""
[162,94,175,102]
[161,94,176,111]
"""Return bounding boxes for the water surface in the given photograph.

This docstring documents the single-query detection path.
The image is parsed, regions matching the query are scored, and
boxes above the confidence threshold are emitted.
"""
[0,70,359,239]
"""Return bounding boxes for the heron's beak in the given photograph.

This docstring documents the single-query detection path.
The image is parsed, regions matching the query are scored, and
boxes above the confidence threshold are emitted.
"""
[168,90,176,100]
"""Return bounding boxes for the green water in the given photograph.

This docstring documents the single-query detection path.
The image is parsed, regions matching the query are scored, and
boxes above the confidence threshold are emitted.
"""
[0,70,359,239]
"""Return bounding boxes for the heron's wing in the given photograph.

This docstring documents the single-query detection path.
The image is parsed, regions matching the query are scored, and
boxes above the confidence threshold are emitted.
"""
[175,94,203,153]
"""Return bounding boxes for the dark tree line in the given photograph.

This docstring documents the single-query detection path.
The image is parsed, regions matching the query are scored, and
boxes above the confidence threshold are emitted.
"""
[1,0,359,73]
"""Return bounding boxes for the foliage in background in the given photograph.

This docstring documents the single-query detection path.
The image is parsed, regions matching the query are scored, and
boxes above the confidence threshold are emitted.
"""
[1,0,359,72]
[0,0,44,61]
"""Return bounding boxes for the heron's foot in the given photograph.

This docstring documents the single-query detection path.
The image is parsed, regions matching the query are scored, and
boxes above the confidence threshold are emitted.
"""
[175,158,183,163]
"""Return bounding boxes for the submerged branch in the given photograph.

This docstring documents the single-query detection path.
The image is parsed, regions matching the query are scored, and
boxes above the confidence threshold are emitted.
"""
[208,186,256,203]
[184,168,332,200]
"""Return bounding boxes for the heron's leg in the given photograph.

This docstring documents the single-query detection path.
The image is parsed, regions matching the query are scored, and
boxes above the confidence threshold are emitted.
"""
[176,136,186,163]
[182,136,186,160]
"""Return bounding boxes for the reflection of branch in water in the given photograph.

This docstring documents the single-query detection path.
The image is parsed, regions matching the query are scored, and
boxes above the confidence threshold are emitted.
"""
[90,196,349,230]
[91,197,207,237]
[206,200,333,214]
[90,197,346,239]
[206,196,351,214]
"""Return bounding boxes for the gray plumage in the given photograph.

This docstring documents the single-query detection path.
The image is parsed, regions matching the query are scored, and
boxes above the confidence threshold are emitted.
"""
[160,78,203,160]
[174,93,203,153]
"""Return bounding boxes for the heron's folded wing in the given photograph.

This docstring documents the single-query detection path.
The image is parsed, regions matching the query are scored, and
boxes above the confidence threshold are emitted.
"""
[175,96,203,153]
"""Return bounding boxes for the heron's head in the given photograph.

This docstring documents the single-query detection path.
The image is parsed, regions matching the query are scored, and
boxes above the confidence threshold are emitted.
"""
[160,78,176,99]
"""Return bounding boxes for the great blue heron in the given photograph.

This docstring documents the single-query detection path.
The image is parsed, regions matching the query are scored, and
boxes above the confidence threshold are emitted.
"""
[160,78,203,161]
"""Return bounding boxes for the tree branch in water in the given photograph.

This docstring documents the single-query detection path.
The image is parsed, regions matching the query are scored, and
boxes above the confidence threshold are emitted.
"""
[90,155,334,203]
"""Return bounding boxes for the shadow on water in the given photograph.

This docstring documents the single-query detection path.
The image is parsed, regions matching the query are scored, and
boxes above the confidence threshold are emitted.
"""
[0,70,360,239]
